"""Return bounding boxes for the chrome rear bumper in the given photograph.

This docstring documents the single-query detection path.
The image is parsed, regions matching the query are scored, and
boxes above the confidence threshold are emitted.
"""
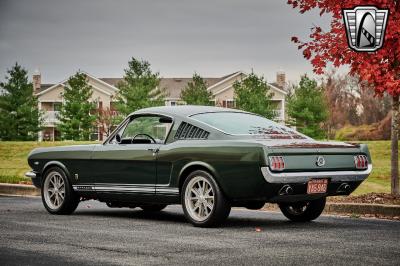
[261,165,372,184]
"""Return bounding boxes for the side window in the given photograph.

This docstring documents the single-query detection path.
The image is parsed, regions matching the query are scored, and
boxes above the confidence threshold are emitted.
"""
[53,102,62,111]
[118,116,172,144]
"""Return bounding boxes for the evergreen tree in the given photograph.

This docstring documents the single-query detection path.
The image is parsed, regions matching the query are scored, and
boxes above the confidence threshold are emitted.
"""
[0,63,42,140]
[233,72,276,119]
[286,75,328,139]
[116,57,166,115]
[57,72,96,140]
[180,73,212,105]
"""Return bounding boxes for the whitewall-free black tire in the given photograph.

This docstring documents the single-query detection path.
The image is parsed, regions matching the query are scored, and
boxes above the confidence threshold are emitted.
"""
[41,167,79,215]
[182,170,231,227]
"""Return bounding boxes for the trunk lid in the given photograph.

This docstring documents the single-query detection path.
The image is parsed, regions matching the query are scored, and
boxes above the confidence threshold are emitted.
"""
[257,139,362,172]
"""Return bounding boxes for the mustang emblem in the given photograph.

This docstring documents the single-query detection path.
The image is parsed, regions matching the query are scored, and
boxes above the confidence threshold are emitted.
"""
[316,156,326,167]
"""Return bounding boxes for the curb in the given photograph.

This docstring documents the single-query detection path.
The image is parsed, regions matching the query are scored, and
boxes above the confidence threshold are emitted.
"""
[0,183,40,197]
[325,202,400,217]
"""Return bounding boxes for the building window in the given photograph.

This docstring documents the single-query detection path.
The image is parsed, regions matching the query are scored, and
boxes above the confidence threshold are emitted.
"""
[90,127,99,141]
[53,102,62,112]
[54,129,61,141]
[222,100,235,108]
[170,101,176,106]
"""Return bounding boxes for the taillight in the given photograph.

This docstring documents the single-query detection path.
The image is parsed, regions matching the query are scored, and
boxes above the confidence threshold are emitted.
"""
[269,156,285,171]
[354,155,368,169]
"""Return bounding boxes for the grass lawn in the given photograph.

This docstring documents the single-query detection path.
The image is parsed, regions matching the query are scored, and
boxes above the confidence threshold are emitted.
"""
[352,141,394,195]
[0,141,96,184]
[0,140,396,195]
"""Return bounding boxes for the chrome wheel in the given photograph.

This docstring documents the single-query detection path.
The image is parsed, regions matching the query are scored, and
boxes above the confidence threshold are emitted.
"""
[184,176,215,222]
[43,171,65,210]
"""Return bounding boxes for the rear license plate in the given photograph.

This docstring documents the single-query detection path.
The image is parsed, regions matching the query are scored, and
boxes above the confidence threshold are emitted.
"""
[307,179,328,194]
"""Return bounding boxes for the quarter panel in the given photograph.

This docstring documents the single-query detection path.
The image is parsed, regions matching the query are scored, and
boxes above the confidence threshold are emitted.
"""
[157,140,267,199]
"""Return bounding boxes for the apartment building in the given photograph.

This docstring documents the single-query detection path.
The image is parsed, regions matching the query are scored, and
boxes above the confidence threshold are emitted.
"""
[33,70,287,141]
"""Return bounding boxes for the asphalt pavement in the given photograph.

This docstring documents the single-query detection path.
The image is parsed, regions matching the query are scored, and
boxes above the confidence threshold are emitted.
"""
[1,196,399,265]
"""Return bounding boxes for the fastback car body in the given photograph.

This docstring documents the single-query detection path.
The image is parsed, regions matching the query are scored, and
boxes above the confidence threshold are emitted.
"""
[27,106,372,227]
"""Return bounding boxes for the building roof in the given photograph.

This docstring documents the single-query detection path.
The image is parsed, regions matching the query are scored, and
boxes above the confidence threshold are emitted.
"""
[99,78,121,87]
[35,84,53,93]
[35,72,118,96]
[269,82,284,90]
[268,82,288,95]
[36,71,287,97]
[159,77,223,99]
[99,74,237,99]
[36,77,225,98]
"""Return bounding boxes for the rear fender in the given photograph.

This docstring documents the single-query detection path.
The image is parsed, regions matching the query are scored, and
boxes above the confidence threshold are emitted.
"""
[178,161,221,190]
[359,144,372,163]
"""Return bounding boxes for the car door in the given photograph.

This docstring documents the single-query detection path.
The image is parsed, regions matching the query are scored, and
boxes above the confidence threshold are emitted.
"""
[90,115,172,201]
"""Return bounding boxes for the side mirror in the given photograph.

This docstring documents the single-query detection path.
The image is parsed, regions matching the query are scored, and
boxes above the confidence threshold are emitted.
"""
[115,133,121,144]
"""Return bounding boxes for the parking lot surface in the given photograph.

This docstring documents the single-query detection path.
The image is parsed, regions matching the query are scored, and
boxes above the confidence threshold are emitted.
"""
[1,196,399,265]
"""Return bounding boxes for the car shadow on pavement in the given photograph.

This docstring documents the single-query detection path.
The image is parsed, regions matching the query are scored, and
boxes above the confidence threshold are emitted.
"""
[224,216,330,229]
[75,208,188,223]
[73,207,359,230]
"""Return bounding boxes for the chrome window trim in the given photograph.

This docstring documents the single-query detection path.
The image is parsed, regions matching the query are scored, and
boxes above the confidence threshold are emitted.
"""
[103,112,175,145]
[189,111,308,139]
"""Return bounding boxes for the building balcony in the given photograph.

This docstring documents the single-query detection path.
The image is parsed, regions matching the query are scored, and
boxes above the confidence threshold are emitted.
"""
[274,109,284,121]
[43,111,60,125]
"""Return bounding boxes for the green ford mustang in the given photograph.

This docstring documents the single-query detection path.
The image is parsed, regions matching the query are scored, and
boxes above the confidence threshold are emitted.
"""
[26,106,372,227]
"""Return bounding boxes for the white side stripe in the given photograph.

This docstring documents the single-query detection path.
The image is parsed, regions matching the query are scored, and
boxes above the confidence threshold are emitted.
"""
[73,184,179,194]
[95,186,154,192]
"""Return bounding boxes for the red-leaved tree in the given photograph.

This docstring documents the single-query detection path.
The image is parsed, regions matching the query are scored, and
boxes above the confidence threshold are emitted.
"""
[288,0,400,195]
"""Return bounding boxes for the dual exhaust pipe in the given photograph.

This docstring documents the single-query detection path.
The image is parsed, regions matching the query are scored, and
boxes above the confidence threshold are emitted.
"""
[279,185,293,196]
[337,183,351,193]
[278,182,351,196]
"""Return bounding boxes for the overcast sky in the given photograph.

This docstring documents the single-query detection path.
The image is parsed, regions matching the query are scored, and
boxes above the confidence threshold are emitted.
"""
[0,0,331,84]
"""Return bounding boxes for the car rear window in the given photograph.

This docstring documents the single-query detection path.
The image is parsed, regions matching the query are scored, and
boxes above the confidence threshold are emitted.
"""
[191,112,306,138]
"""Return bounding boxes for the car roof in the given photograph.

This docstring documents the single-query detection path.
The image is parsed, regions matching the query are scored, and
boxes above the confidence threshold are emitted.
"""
[131,105,246,118]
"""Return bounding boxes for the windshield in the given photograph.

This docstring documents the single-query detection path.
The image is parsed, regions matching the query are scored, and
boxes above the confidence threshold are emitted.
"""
[191,112,306,139]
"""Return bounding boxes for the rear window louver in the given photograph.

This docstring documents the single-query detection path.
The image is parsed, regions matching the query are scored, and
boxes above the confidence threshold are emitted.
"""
[174,122,209,140]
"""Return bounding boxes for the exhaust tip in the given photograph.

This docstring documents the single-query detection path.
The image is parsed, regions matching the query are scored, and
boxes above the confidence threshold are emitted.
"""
[337,183,351,193]
[279,185,293,195]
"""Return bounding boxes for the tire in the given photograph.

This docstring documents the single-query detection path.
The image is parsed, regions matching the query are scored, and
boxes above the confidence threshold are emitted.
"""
[106,202,116,208]
[278,197,326,222]
[181,170,231,227]
[41,167,80,215]
[245,201,265,210]
[139,204,167,212]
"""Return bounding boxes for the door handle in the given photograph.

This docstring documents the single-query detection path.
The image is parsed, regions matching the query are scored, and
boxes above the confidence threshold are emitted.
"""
[147,148,159,155]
